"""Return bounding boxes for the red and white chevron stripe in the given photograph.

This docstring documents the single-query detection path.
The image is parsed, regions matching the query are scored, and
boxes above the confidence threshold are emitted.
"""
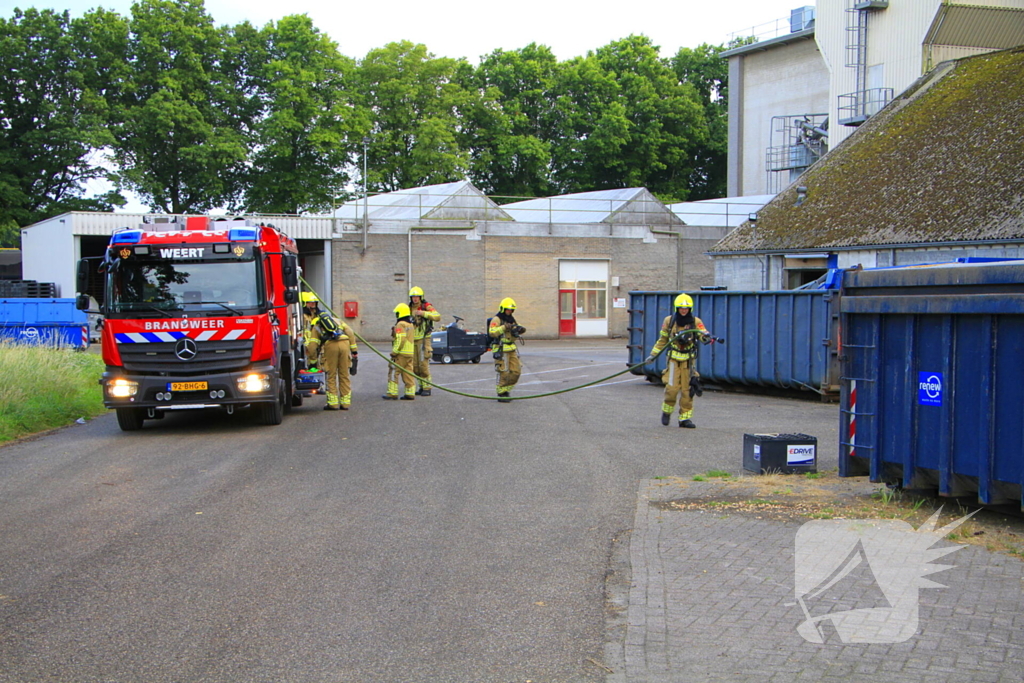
[848,379,857,458]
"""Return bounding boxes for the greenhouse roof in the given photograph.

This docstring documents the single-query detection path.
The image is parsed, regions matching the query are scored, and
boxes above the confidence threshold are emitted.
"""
[499,188,650,224]
[333,180,495,221]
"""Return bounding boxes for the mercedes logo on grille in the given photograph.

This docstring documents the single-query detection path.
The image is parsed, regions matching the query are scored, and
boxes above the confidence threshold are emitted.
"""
[175,337,198,361]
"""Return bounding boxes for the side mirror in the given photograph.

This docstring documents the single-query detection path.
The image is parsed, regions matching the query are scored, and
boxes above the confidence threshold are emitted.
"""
[282,253,299,288]
[76,294,90,311]
[76,259,91,294]
[283,289,299,304]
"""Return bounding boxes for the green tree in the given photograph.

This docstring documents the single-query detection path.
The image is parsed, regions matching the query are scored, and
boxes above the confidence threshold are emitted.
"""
[0,8,121,246]
[103,0,249,214]
[459,44,560,198]
[355,41,470,192]
[548,36,708,200]
[242,15,363,214]
[671,42,732,200]
[0,219,19,249]
[546,53,630,195]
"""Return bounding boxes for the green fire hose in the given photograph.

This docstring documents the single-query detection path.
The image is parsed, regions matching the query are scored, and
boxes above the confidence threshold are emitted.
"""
[301,281,712,401]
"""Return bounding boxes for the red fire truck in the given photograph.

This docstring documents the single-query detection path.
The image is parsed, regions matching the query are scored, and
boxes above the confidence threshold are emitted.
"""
[76,216,318,431]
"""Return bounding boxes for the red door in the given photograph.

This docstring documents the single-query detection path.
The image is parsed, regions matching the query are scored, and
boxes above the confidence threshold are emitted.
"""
[559,289,576,336]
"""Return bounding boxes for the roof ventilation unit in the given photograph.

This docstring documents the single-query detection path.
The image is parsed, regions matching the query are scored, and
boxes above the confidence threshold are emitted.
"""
[790,6,815,32]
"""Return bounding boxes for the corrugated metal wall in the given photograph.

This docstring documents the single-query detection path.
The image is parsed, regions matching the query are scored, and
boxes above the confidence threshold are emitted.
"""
[60,212,336,239]
[628,290,839,395]
[839,261,1024,508]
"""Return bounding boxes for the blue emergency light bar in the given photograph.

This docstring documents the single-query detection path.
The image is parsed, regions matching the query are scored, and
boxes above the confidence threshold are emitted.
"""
[229,227,259,241]
[111,229,143,245]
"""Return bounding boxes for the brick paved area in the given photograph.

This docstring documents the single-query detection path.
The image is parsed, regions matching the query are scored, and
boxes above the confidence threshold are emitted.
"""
[612,480,1024,683]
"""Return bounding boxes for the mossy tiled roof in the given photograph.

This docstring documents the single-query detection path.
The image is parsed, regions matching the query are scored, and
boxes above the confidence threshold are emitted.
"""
[712,46,1024,253]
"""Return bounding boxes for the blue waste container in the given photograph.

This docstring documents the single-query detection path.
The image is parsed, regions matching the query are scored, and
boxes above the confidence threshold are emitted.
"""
[838,261,1024,508]
[628,290,839,396]
[0,298,90,349]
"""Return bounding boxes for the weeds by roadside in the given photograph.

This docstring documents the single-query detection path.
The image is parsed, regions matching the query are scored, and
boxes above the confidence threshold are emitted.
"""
[656,469,1024,560]
[692,469,735,482]
[0,341,105,443]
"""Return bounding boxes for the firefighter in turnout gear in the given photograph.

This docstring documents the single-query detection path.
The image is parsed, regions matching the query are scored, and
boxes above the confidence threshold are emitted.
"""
[645,293,713,428]
[383,303,417,400]
[301,292,322,371]
[308,302,357,411]
[489,297,524,403]
[408,286,440,396]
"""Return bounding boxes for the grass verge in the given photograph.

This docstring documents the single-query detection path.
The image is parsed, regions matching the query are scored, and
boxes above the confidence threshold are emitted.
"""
[657,469,1024,560]
[0,341,106,443]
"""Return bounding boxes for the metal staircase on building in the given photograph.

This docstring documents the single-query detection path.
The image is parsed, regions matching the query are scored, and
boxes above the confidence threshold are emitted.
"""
[765,114,829,194]
[839,0,893,126]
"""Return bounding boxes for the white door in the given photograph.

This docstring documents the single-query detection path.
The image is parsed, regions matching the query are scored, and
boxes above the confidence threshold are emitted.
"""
[558,260,608,337]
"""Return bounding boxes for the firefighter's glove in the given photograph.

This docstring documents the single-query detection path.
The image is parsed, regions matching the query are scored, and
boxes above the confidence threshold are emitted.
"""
[349,356,358,376]
[689,375,703,398]
[644,354,655,365]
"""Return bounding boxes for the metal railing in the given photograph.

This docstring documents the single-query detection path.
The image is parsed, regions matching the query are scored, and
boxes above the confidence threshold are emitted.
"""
[838,88,893,126]
[727,7,814,43]
[333,190,678,228]
[668,199,773,228]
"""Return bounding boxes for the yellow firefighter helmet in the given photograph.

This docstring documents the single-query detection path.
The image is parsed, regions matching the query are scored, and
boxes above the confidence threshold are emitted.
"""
[499,297,517,311]
[674,293,694,309]
[394,303,411,318]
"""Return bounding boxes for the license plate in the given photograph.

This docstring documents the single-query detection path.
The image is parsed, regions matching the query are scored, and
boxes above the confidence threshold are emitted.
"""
[168,381,208,391]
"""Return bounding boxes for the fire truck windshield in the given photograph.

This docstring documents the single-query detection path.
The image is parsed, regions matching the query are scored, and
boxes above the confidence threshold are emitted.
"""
[107,255,262,316]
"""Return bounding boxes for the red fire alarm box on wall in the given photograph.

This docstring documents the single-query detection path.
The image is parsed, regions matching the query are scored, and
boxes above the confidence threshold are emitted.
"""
[344,301,359,318]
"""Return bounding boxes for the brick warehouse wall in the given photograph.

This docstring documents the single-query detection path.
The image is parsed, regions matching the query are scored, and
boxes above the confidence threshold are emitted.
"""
[330,228,713,341]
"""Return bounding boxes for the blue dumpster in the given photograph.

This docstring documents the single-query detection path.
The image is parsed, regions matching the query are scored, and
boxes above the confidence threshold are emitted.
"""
[838,261,1024,508]
[628,290,839,396]
[0,298,90,349]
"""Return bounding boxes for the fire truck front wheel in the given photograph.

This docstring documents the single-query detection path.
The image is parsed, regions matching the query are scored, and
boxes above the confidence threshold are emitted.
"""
[116,407,145,431]
[257,385,285,426]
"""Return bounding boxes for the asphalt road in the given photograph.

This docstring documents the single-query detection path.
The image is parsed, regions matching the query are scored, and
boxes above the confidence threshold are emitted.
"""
[0,340,839,682]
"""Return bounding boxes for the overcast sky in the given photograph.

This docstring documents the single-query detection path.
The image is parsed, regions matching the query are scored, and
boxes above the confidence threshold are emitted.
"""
[10,0,808,61]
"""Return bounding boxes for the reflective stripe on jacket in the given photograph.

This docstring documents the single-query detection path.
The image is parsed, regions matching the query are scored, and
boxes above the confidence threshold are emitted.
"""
[651,315,708,361]
[392,320,415,355]
[412,302,440,340]
[309,314,357,351]
[489,318,518,352]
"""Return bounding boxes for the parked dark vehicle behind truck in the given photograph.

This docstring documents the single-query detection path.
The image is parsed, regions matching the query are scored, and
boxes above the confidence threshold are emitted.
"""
[430,316,489,364]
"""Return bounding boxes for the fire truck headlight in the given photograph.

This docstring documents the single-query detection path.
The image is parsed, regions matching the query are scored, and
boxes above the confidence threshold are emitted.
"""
[108,378,138,398]
[237,373,270,393]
